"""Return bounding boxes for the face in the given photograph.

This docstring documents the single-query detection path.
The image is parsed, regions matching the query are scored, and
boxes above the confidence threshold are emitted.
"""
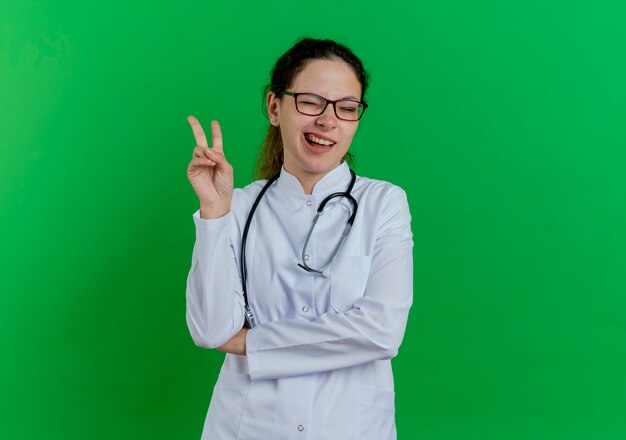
[267,58,362,185]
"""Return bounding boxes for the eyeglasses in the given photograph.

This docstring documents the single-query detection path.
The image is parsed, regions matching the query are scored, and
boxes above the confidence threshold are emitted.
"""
[278,91,368,121]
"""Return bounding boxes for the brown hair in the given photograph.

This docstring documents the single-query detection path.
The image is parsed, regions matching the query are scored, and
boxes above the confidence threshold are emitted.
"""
[255,38,369,179]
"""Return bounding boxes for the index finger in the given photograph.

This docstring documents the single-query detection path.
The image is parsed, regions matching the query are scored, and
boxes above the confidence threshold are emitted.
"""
[187,116,208,149]
[211,120,223,153]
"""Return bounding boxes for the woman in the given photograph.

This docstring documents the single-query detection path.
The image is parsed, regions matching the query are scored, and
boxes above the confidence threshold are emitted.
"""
[186,38,413,439]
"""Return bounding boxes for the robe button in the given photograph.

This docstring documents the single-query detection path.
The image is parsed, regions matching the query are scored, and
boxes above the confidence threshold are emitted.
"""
[302,306,309,312]
[298,425,305,432]
[306,200,312,206]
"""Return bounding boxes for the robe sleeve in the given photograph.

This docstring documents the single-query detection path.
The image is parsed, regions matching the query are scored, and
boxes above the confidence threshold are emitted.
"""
[185,210,246,349]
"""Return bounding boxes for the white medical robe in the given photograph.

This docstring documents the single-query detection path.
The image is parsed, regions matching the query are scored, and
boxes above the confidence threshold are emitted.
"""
[186,162,413,439]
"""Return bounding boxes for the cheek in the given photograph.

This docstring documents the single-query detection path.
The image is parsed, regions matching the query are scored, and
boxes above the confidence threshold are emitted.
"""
[282,115,307,134]
[280,124,305,153]
[284,125,304,145]
[342,127,358,145]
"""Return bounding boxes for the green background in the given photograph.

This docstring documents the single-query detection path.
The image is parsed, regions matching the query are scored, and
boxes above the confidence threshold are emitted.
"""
[2,1,625,438]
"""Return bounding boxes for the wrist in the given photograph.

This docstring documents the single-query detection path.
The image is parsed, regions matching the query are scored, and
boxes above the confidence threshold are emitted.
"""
[199,204,230,219]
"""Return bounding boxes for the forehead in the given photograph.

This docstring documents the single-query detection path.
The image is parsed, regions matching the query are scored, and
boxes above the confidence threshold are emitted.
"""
[291,58,361,99]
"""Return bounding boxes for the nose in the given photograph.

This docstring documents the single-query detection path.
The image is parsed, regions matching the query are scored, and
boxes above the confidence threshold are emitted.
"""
[315,102,338,128]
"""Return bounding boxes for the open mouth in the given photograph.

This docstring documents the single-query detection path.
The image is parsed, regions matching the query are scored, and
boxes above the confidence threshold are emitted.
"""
[304,133,336,148]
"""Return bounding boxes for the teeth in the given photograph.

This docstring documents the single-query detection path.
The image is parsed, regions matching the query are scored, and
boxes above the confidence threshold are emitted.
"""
[306,134,335,146]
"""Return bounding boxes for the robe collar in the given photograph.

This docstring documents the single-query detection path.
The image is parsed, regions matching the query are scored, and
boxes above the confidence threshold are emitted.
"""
[275,161,353,197]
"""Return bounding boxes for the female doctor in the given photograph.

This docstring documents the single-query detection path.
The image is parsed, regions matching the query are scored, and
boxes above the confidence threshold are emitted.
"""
[185,38,413,439]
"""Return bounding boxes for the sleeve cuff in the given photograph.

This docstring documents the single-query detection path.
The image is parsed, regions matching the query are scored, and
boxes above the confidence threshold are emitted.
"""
[246,326,262,380]
[192,209,231,233]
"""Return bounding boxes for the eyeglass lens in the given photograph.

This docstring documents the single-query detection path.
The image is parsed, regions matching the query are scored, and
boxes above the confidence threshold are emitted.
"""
[296,94,364,121]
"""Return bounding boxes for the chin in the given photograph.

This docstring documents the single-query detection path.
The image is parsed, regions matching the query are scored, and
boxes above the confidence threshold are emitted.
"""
[301,158,342,176]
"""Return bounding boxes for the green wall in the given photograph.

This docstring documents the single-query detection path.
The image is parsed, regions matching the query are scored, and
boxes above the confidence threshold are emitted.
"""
[2,1,625,438]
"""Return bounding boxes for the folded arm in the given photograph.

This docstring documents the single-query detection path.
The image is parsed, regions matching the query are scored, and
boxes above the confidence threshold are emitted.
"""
[245,188,413,380]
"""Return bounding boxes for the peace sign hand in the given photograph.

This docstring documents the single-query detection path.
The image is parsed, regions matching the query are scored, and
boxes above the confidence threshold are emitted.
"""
[187,116,234,219]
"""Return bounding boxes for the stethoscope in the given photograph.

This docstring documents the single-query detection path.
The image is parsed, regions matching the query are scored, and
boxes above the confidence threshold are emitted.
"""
[240,169,358,328]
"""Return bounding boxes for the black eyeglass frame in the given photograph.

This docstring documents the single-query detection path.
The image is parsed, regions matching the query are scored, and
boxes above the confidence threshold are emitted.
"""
[278,91,368,121]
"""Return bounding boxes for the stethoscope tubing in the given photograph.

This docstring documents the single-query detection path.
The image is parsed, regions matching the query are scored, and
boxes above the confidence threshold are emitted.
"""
[240,169,357,328]
[240,175,279,327]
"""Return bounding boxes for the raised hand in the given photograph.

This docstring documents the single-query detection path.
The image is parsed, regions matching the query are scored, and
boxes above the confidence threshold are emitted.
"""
[187,116,234,219]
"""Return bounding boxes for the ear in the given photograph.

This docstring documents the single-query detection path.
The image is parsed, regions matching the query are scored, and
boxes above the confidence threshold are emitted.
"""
[267,92,280,126]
